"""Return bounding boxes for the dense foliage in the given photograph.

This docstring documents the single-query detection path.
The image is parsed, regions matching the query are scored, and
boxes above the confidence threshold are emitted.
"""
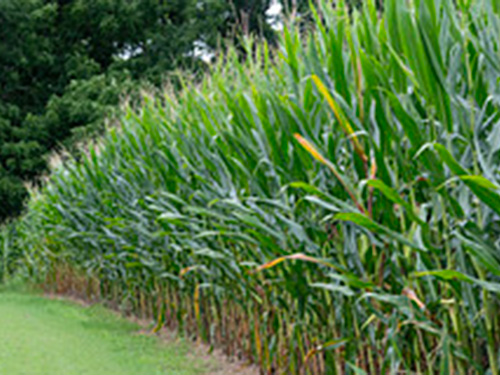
[6,0,500,373]
[0,0,278,222]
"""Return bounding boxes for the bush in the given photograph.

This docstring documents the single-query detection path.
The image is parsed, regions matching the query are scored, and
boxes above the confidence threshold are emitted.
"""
[10,0,500,373]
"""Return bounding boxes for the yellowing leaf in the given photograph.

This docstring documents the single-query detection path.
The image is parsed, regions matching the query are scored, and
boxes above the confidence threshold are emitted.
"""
[311,75,367,162]
[402,287,425,310]
[253,253,340,273]
[293,134,328,165]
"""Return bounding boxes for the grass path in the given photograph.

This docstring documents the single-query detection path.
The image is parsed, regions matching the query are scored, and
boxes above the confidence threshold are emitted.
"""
[0,292,206,375]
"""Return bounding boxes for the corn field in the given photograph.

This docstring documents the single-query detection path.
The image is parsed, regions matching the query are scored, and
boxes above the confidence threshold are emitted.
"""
[5,0,500,373]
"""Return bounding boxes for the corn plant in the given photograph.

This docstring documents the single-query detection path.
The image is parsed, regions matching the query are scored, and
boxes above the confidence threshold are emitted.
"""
[8,0,500,374]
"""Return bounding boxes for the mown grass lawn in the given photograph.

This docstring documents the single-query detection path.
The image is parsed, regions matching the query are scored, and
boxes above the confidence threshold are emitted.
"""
[0,292,205,375]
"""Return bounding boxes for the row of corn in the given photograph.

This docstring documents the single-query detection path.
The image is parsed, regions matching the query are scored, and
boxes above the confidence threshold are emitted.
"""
[5,0,500,374]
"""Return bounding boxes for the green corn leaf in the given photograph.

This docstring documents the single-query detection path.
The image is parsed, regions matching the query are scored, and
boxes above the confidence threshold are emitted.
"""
[335,213,425,251]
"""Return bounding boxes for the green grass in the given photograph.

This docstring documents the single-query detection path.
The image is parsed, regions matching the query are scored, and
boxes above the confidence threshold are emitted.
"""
[0,292,204,375]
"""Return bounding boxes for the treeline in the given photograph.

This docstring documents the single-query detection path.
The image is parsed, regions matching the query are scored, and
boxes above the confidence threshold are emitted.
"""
[0,0,291,222]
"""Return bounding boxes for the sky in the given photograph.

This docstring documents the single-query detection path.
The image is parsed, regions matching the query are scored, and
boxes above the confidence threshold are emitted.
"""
[266,0,284,30]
